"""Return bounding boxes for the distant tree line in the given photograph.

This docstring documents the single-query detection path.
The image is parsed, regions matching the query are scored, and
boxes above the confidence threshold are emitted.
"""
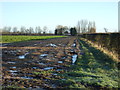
[54,19,96,36]
[76,19,96,34]
[0,26,53,35]
[1,19,97,35]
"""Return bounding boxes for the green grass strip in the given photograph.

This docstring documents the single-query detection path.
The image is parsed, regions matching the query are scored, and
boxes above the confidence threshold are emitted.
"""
[56,38,118,89]
[1,35,66,43]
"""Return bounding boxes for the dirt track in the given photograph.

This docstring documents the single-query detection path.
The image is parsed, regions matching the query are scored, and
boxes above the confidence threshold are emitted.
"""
[2,36,81,88]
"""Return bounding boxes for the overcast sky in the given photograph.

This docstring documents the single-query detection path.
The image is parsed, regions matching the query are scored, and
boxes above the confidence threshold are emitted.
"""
[0,1,118,32]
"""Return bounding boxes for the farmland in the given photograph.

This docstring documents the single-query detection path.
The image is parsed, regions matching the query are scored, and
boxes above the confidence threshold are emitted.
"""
[1,35,119,89]
[1,35,66,43]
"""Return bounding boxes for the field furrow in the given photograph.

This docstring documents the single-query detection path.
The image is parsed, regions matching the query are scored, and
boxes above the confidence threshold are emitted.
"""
[1,36,119,89]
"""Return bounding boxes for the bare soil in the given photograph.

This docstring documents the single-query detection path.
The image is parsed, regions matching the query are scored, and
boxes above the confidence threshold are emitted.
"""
[2,36,81,89]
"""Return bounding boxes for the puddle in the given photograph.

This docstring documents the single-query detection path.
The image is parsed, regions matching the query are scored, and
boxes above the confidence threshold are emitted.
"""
[38,63,46,65]
[10,67,16,69]
[56,69,62,71]
[43,67,54,70]
[11,72,18,75]
[44,79,48,81]
[3,44,8,46]
[9,70,18,73]
[70,50,75,53]
[72,43,76,47]
[53,73,57,76]
[20,76,34,79]
[26,73,33,75]
[72,54,78,65]
[32,67,39,69]
[18,55,25,59]
[18,53,29,59]
[7,62,16,64]
[61,79,66,80]
[51,84,57,88]
[40,54,48,57]
[39,54,48,58]
[58,61,63,63]
[17,50,21,52]
[25,52,29,55]
[61,57,66,59]
[34,44,37,45]
[46,43,57,47]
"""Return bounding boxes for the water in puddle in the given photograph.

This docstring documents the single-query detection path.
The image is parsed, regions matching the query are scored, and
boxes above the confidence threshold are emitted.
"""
[56,69,62,71]
[9,70,17,73]
[53,73,57,76]
[7,62,16,64]
[39,54,48,59]
[3,44,8,46]
[58,61,63,63]
[72,54,78,65]
[51,84,57,88]
[61,79,66,80]
[20,76,33,79]
[40,54,48,57]
[61,57,66,59]
[18,53,29,59]
[72,43,76,47]
[46,43,57,47]
[11,67,16,69]
[18,55,25,59]
[32,67,39,69]
[43,67,54,70]
[25,52,29,55]
[38,63,46,65]
[11,72,18,75]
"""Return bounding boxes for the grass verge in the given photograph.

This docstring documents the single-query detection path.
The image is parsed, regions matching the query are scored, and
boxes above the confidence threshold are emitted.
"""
[55,38,119,89]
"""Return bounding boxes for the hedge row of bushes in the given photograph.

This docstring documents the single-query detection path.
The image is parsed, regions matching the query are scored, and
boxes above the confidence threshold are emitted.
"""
[80,33,120,59]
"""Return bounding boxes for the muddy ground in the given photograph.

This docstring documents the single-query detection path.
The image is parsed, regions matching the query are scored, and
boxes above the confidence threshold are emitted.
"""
[2,36,81,89]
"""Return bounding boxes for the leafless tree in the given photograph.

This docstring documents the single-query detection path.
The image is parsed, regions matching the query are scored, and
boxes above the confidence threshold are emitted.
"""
[35,26,42,34]
[29,27,34,34]
[104,28,108,33]
[77,20,88,33]
[7,27,11,33]
[2,26,11,33]
[88,21,92,33]
[43,26,48,34]
[20,26,26,34]
[13,27,17,33]
[81,20,88,33]
[76,21,81,34]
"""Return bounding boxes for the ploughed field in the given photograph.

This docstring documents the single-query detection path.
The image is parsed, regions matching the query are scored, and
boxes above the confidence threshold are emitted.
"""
[1,36,118,89]
[2,36,80,89]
